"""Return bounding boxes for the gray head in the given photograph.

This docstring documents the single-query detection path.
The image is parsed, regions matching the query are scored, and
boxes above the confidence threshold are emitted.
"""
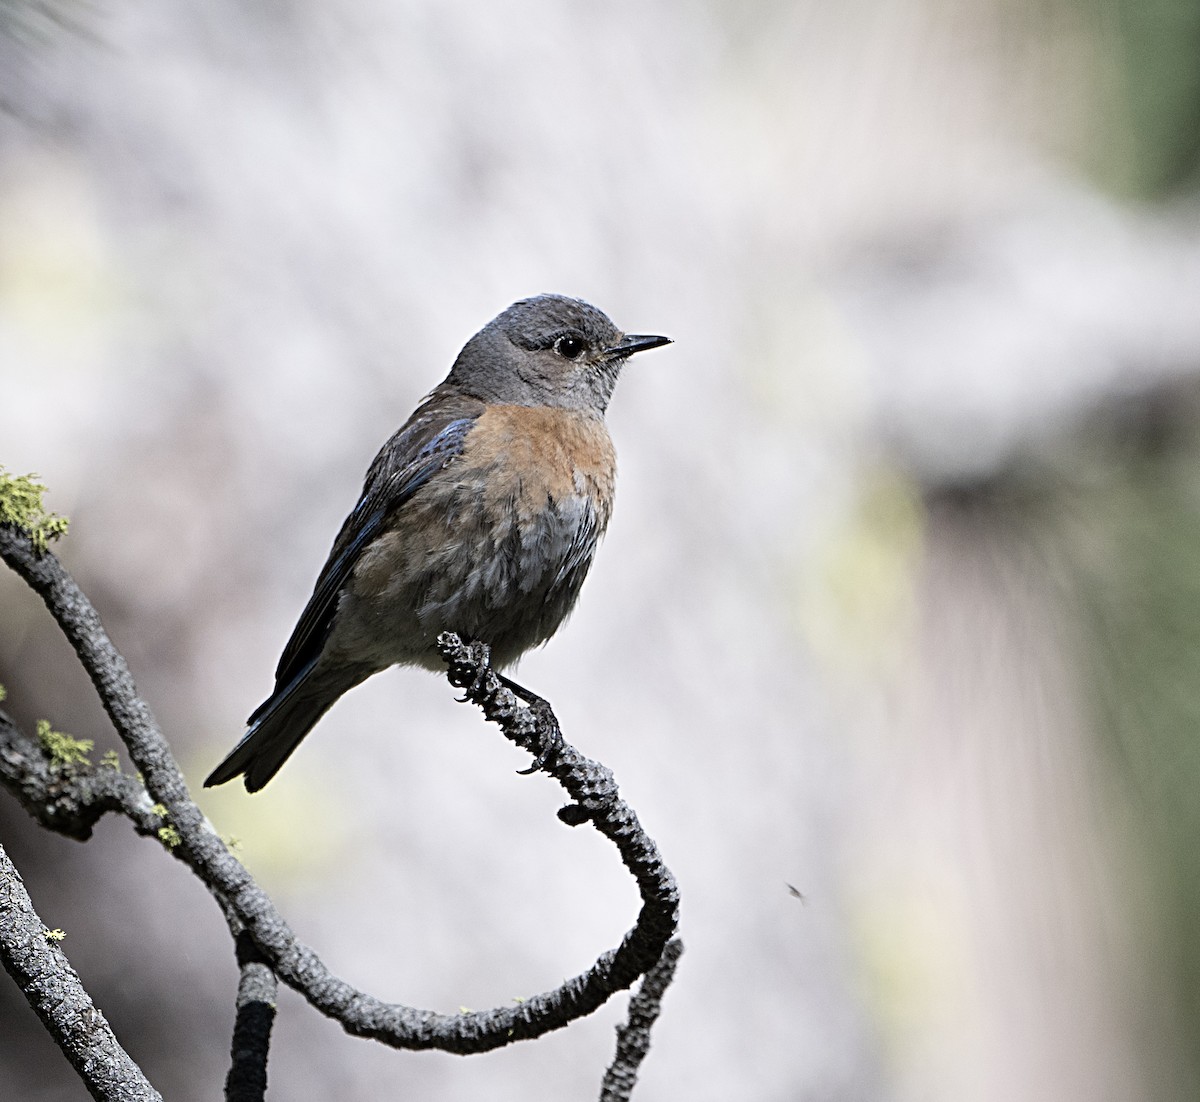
[446,294,671,414]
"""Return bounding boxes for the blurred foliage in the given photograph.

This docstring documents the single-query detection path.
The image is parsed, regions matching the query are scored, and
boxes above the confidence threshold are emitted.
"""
[1090,0,1200,196]
[1060,393,1200,1102]
[909,391,1200,1101]
[797,465,924,673]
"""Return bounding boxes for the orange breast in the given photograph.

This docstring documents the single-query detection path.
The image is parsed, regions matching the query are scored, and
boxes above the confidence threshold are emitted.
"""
[460,404,616,525]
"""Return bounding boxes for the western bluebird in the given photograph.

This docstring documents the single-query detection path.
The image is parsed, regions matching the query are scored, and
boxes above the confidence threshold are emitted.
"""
[205,294,670,791]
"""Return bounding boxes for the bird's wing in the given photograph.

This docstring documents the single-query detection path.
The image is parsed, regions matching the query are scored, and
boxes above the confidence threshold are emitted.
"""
[258,391,485,717]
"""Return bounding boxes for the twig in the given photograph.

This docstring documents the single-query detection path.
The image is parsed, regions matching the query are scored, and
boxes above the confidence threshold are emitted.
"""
[0,840,164,1102]
[0,712,161,841]
[599,939,684,1102]
[224,931,277,1102]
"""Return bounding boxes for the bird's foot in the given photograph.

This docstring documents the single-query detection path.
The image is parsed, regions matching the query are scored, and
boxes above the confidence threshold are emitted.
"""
[518,704,563,774]
[496,674,564,774]
[453,640,493,702]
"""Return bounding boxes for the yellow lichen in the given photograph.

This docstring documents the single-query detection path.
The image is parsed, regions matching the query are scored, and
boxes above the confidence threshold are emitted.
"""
[36,719,93,767]
[0,469,69,552]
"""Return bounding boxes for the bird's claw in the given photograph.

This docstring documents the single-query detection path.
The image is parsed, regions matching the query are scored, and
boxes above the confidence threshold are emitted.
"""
[454,640,493,701]
[517,701,563,775]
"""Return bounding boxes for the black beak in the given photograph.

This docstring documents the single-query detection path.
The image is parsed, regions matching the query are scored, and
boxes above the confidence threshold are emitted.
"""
[606,333,672,359]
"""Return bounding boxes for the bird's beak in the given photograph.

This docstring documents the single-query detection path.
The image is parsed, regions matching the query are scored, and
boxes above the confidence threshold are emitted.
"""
[606,333,672,359]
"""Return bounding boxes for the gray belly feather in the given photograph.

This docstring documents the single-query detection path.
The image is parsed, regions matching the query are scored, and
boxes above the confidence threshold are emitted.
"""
[330,486,604,672]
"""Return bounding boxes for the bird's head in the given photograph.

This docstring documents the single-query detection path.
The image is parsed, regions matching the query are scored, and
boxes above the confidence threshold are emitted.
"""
[448,294,671,414]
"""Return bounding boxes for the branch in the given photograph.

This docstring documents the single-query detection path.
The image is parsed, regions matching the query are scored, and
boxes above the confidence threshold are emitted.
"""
[0,711,162,841]
[438,634,681,992]
[0,524,680,1059]
[0,841,163,1102]
[224,931,277,1102]
[0,713,280,1101]
[600,939,684,1102]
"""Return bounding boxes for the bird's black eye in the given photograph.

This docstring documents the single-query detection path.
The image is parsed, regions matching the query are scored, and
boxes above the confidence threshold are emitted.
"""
[553,335,585,360]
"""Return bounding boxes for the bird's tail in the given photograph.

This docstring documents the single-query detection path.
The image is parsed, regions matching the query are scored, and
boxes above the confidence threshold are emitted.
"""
[204,661,371,792]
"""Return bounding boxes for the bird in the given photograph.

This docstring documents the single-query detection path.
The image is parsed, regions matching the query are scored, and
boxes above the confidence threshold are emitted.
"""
[204,294,671,792]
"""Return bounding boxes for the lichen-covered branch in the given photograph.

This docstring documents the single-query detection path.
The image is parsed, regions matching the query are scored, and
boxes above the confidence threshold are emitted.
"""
[0,840,163,1102]
[0,523,681,1064]
[0,712,162,841]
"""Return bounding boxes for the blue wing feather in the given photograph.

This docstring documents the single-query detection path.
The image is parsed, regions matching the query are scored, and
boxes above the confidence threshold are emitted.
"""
[258,403,480,714]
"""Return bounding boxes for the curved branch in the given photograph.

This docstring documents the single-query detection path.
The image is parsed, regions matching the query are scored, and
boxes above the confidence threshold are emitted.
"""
[0,524,680,1056]
[0,841,163,1102]
[437,634,681,991]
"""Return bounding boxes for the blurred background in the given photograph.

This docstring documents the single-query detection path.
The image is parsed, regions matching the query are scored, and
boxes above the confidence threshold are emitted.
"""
[2,0,1200,1098]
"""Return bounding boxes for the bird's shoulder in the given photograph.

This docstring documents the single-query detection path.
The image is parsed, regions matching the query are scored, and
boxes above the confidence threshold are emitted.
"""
[365,387,488,488]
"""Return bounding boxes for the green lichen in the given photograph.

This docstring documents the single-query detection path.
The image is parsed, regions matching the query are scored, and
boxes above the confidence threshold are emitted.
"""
[100,750,121,771]
[0,684,7,703]
[222,835,243,852]
[36,719,93,767]
[0,468,69,553]
[151,803,169,819]
[43,928,66,942]
[158,825,181,849]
